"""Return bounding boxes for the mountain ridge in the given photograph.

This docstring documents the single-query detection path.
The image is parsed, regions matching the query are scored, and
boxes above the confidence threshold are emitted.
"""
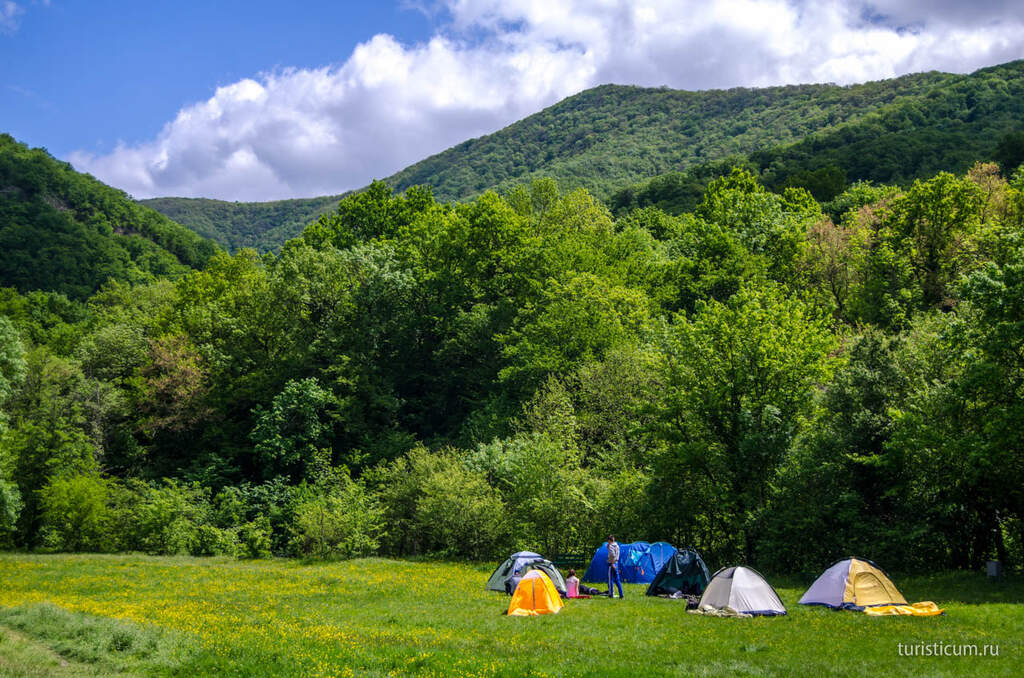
[141,60,1024,251]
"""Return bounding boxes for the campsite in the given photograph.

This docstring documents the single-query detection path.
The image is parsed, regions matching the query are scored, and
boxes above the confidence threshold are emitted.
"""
[0,553,1019,677]
[4,3,1024,677]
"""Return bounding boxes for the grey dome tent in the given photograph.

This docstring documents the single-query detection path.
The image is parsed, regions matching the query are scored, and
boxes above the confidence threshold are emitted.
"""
[486,551,567,596]
[697,566,787,616]
[645,548,710,596]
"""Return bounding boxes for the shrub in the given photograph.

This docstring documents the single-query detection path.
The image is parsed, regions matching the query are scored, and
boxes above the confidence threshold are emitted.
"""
[191,524,238,557]
[290,469,382,559]
[37,474,114,552]
[0,479,22,547]
[238,515,273,559]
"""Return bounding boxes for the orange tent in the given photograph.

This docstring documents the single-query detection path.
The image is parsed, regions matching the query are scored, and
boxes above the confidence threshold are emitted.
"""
[508,570,564,616]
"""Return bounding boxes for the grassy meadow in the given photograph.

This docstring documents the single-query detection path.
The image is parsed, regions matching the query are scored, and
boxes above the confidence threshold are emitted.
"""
[0,554,1020,677]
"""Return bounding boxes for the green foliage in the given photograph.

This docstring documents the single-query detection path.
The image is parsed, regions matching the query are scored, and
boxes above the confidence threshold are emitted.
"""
[994,129,1024,174]
[290,469,382,559]
[0,315,26,437]
[759,331,921,571]
[0,135,218,299]
[37,474,114,552]
[0,480,21,547]
[385,68,973,204]
[140,193,346,253]
[251,378,335,482]
[370,447,511,559]
[650,283,840,559]
[3,106,1024,574]
[125,480,217,556]
[498,272,651,394]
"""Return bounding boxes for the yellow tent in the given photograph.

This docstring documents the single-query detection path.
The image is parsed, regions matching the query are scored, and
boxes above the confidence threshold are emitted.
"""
[799,557,907,609]
[844,558,907,607]
[508,570,564,616]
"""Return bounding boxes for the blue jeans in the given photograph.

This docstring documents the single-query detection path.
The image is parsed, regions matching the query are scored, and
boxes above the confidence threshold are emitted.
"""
[607,563,623,598]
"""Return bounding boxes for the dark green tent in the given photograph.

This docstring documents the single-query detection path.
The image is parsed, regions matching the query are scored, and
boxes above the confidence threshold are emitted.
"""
[645,548,711,596]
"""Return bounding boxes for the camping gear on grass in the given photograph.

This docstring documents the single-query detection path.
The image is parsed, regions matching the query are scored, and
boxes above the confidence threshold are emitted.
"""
[799,557,907,610]
[863,601,944,616]
[694,566,786,616]
[583,541,678,584]
[688,605,751,618]
[507,570,564,616]
[486,551,567,596]
[645,548,711,597]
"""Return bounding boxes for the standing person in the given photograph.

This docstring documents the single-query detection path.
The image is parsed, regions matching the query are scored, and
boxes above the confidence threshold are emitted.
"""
[606,535,624,598]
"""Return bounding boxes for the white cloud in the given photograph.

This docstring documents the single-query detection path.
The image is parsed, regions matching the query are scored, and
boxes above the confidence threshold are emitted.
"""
[71,0,1024,200]
[0,1,24,33]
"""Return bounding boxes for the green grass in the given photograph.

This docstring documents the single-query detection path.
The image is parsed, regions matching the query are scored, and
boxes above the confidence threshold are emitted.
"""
[0,554,1019,677]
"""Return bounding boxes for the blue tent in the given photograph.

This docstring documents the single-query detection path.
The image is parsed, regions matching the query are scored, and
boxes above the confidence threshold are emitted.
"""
[648,542,678,576]
[584,542,677,583]
[621,542,653,583]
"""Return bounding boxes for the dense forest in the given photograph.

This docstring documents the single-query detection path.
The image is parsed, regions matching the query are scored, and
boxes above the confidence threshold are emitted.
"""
[1,134,1021,573]
[612,63,1024,215]
[146,61,1024,254]
[0,135,219,300]
[140,194,347,253]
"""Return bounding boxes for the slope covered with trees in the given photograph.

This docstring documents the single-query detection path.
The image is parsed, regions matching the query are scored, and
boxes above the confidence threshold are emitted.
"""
[386,61,1024,203]
[142,61,1024,253]
[139,194,346,252]
[612,60,1024,214]
[2,155,1022,573]
[0,135,219,299]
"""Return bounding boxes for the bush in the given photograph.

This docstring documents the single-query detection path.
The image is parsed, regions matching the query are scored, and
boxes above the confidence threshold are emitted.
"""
[0,479,22,547]
[191,524,238,557]
[238,515,273,559]
[37,474,114,552]
[290,469,382,559]
[413,460,511,560]
[125,480,211,556]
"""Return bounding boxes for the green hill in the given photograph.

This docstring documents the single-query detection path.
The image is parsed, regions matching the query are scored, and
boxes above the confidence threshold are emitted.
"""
[383,69,963,202]
[143,60,1024,250]
[0,134,219,300]
[611,62,1024,215]
[138,193,346,253]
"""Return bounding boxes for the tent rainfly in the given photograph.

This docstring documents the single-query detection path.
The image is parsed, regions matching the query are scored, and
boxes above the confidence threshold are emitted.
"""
[507,570,564,616]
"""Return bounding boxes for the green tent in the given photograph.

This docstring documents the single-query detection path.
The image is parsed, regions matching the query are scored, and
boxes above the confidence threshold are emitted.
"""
[645,548,711,596]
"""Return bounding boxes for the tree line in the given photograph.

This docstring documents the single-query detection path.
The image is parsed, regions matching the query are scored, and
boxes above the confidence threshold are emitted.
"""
[1,163,1022,572]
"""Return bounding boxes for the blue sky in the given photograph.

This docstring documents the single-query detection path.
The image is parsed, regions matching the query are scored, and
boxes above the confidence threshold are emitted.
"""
[3,1,1023,201]
[3,2,435,157]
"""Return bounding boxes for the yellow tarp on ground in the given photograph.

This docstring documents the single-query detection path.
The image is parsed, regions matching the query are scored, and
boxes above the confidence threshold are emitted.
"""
[864,601,944,616]
[508,570,564,616]
[845,559,907,607]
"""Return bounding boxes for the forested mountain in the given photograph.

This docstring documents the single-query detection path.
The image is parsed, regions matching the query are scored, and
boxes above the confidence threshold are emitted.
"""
[0,135,219,299]
[144,61,1024,252]
[139,194,346,252]
[385,61,1024,202]
[612,61,1024,214]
